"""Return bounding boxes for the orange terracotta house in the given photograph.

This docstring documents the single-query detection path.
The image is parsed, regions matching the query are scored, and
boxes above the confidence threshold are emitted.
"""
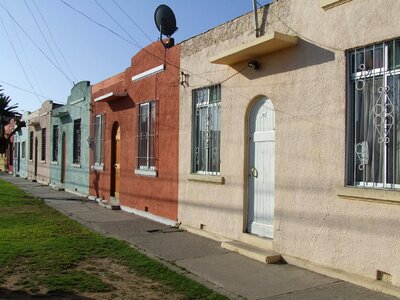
[89,41,180,225]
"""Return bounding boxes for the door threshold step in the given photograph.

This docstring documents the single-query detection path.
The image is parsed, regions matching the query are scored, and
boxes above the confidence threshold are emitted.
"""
[221,240,282,264]
[99,199,120,210]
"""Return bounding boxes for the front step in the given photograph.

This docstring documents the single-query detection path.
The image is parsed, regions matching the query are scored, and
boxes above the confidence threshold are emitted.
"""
[98,197,120,210]
[221,240,282,264]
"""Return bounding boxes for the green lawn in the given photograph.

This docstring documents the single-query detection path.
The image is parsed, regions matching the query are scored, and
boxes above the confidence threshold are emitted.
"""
[0,179,227,299]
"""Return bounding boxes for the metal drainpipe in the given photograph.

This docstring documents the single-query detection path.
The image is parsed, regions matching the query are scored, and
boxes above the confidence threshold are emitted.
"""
[253,0,259,37]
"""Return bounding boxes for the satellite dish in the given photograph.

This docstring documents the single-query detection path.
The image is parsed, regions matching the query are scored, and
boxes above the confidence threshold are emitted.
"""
[154,4,178,48]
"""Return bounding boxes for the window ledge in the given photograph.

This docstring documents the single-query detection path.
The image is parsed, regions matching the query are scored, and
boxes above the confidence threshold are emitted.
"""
[71,163,81,168]
[188,174,225,184]
[135,169,157,177]
[51,161,58,165]
[91,164,104,172]
[338,186,400,205]
[320,0,351,9]
[41,160,46,164]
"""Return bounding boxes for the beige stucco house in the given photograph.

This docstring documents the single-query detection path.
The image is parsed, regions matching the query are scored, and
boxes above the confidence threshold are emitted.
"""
[27,100,61,184]
[178,0,400,296]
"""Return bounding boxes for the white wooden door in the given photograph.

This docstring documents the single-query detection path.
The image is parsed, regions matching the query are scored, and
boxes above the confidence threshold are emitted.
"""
[248,97,275,238]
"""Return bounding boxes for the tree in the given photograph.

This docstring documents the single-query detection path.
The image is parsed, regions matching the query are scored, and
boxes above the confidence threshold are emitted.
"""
[0,86,21,154]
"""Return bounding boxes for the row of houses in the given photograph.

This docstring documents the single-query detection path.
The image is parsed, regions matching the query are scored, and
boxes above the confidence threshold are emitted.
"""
[4,0,400,296]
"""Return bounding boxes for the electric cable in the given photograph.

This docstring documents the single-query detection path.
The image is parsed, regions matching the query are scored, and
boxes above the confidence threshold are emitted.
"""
[32,0,78,82]
[111,0,153,44]
[0,3,74,85]
[23,0,64,74]
[0,12,42,104]
[93,0,142,49]
[0,80,50,99]
[4,0,44,98]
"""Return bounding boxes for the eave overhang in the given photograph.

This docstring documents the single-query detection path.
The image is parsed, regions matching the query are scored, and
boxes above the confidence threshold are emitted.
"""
[209,31,298,65]
[52,108,69,118]
[94,92,127,103]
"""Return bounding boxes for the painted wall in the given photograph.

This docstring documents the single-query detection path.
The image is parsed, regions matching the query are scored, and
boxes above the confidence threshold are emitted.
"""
[50,81,91,196]
[13,112,30,179]
[4,118,15,173]
[27,100,61,184]
[179,0,400,288]
[90,41,180,222]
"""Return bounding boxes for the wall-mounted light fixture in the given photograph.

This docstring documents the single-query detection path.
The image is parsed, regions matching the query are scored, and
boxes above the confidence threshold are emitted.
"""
[248,60,261,71]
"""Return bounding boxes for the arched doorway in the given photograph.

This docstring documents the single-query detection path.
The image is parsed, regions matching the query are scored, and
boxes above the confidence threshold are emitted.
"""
[110,123,120,198]
[247,97,275,239]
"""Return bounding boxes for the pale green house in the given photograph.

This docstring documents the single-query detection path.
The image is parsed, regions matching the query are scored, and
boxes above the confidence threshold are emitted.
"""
[50,81,91,196]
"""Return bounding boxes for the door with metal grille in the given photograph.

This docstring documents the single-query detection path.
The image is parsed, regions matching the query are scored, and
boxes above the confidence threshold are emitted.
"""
[247,97,275,238]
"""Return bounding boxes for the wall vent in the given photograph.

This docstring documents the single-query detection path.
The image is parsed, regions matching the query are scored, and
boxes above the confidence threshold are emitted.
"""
[200,224,206,230]
[377,270,392,284]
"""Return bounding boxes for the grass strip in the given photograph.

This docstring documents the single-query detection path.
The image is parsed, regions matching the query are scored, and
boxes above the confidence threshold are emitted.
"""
[0,179,227,299]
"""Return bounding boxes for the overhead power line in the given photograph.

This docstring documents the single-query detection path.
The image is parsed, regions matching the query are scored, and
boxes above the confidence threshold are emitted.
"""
[93,0,142,48]
[111,0,153,44]
[0,12,42,104]
[0,3,74,85]
[3,0,44,99]
[0,80,50,99]
[32,0,77,82]
[23,0,64,75]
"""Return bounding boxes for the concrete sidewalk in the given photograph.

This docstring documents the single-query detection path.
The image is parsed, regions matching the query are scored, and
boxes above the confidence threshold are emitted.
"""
[1,174,397,300]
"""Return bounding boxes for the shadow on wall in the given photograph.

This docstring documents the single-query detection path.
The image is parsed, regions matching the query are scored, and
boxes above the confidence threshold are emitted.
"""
[108,97,135,112]
[233,38,336,79]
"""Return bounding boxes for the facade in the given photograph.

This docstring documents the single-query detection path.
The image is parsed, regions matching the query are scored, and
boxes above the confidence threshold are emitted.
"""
[13,112,30,178]
[27,100,61,184]
[3,118,15,174]
[89,41,180,224]
[50,81,91,196]
[178,0,400,294]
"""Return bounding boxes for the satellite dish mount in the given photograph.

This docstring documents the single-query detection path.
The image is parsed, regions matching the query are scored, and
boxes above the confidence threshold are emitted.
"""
[154,4,178,49]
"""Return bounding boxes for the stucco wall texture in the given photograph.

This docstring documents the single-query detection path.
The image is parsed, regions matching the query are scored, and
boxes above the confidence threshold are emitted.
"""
[27,100,61,184]
[13,112,30,179]
[178,0,400,287]
[90,42,180,222]
[50,81,91,196]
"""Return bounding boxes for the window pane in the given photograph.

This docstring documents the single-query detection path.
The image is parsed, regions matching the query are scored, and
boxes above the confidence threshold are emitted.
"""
[192,85,221,174]
[73,120,81,164]
[137,102,156,169]
[41,128,46,161]
[388,40,400,71]
[347,39,400,189]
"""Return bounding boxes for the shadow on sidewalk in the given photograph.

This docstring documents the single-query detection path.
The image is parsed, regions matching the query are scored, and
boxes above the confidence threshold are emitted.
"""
[0,287,94,299]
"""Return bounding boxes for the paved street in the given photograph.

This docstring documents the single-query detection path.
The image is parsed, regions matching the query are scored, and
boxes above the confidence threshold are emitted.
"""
[1,174,397,300]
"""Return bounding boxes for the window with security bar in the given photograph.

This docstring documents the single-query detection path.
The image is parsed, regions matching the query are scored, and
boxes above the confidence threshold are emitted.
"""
[137,101,156,170]
[52,125,58,162]
[41,128,46,161]
[93,114,104,165]
[21,141,26,159]
[29,131,33,160]
[192,84,221,175]
[347,39,400,189]
[73,119,81,164]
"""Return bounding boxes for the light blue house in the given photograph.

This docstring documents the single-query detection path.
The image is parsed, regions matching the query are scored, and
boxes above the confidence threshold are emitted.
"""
[13,111,30,179]
[50,81,91,196]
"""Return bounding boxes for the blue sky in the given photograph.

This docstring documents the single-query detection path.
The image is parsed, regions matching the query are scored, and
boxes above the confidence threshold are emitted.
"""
[0,0,270,113]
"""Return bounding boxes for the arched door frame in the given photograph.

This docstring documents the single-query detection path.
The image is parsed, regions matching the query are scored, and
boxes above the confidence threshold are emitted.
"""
[243,95,276,238]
